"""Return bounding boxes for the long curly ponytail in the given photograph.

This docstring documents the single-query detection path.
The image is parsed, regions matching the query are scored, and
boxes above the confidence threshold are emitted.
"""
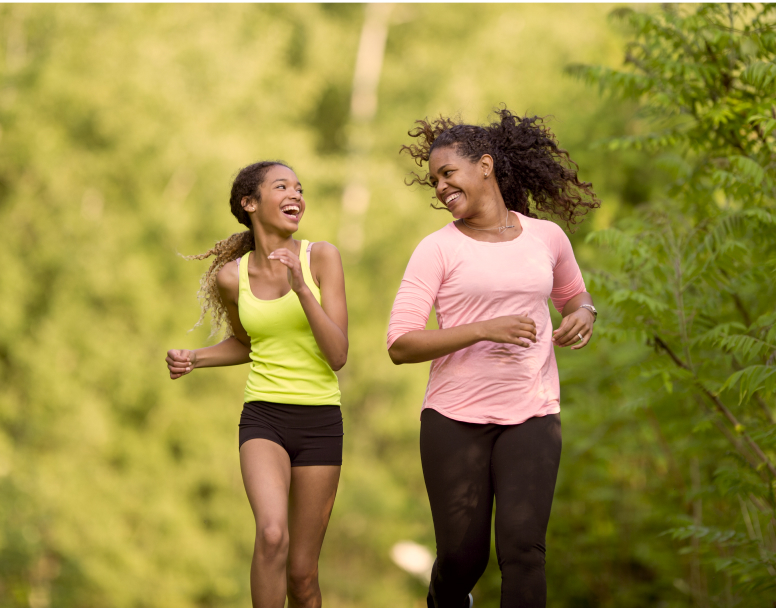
[400,106,600,227]
[185,160,290,338]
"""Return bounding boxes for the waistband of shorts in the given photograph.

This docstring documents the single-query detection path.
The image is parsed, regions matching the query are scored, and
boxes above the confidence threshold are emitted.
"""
[241,401,342,429]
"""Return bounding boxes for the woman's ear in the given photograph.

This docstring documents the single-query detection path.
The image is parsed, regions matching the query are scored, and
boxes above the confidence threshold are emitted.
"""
[241,196,256,212]
[480,154,494,178]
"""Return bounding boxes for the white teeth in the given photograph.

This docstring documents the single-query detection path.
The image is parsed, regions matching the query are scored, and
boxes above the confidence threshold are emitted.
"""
[445,192,461,204]
[282,205,300,214]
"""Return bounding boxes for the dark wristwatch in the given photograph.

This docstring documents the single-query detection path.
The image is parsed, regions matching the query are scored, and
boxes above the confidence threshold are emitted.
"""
[578,304,597,322]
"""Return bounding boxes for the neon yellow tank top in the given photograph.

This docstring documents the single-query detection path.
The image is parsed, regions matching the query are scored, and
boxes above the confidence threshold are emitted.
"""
[238,240,341,406]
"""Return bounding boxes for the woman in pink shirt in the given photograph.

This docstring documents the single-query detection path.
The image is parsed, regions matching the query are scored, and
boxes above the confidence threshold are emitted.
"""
[388,108,601,608]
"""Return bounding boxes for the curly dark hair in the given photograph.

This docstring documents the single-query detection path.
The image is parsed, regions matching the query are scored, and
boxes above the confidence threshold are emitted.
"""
[400,107,600,227]
[185,160,290,337]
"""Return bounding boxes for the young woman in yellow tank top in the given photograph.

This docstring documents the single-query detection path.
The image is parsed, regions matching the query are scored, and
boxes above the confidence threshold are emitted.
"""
[165,162,348,608]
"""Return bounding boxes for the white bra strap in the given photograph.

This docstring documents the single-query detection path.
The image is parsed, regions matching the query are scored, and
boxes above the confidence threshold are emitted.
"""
[306,241,314,268]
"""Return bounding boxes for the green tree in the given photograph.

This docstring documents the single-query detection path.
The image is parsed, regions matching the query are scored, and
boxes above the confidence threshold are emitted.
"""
[0,4,668,607]
[568,4,776,603]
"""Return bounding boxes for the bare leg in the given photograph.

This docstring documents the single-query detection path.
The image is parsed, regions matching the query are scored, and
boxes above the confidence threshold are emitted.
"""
[240,439,293,608]
[286,465,341,608]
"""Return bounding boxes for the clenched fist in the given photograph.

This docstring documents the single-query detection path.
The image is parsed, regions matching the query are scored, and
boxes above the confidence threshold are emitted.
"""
[166,349,197,379]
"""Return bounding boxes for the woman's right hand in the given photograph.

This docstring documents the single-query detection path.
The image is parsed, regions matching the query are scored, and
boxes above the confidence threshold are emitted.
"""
[166,349,198,379]
[481,315,537,347]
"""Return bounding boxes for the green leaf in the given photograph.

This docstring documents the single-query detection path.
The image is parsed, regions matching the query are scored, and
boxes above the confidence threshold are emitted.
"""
[610,289,669,314]
[717,335,776,361]
[730,156,766,186]
[721,366,776,404]
[693,322,749,348]
[740,61,776,90]
[741,208,776,227]
[749,115,776,136]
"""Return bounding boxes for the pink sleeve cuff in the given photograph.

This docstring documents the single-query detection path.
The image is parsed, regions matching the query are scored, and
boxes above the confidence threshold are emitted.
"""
[550,272,586,312]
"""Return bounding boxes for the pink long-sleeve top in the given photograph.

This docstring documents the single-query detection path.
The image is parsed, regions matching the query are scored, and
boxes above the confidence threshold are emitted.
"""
[387,211,586,425]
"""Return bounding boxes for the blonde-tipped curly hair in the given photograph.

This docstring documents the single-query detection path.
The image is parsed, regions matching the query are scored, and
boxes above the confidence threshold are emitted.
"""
[185,161,289,338]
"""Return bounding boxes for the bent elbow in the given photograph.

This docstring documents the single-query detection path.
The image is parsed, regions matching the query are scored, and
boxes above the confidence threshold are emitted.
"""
[329,351,348,372]
[388,346,405,366]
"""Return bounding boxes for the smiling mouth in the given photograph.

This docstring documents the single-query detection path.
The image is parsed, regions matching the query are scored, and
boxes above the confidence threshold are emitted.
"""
[444,192,461,206]
[281,204,301,217]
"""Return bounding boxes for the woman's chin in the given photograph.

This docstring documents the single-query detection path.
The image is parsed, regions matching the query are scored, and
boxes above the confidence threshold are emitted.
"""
[446,203,467,220]
[265,221,300,236]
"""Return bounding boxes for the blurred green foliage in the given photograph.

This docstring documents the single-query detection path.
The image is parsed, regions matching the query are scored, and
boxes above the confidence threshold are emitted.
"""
[564,5,776,605]
[1,4,771,608]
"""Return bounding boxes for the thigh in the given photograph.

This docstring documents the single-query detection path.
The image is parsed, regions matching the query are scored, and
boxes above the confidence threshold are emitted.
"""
[287,465,341,571]
[492,414,562,546]
[420,408,496,554]
[288,406,343,467]
[240,438,292,528]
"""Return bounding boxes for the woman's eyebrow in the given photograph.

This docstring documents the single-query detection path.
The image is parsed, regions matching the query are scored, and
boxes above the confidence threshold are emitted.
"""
[271,178,302,187]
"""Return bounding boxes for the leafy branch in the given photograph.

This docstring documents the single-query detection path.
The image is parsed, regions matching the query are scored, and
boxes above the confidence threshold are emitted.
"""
[653,335,776,479]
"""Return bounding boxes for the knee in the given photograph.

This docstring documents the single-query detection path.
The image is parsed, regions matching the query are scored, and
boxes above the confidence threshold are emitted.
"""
[499,540,545,574]
[256,523,289,561]
[436,544,489,582]
[287,566,318,602]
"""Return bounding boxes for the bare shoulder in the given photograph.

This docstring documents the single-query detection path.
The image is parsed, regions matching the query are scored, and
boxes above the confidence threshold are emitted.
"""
[216,259,240,293]
[310,241,343,268]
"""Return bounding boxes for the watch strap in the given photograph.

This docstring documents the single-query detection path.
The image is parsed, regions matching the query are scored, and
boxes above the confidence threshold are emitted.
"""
[578,304,597,321]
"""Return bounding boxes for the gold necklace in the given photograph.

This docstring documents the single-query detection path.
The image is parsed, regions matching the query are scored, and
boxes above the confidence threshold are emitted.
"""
[461,211,514,234]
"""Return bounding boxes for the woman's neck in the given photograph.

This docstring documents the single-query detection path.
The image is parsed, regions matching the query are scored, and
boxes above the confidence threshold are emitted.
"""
[250,223,297,266]
[462,195,509,230]
[454,185,522,242]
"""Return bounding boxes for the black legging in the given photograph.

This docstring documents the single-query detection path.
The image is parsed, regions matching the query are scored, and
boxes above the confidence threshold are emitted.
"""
[420,408,562,608]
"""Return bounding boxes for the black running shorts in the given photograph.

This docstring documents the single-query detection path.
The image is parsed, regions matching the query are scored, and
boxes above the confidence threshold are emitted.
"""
[238,401,343,467]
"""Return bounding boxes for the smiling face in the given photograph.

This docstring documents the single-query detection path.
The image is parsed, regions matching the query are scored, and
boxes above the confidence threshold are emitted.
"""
[428,145,493,219]
[244,164,305,234]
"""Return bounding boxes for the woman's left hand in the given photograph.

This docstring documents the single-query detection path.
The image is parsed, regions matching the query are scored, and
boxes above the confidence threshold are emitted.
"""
[268,247,307,293]
[552,308,595,350]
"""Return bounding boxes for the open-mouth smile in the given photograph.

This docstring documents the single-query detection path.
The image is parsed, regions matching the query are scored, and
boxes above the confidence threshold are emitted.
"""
[444,192,461,206]
[281,204,301,217]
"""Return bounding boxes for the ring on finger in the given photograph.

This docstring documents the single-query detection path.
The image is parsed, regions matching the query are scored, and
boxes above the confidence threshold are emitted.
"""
[577,332,584,342]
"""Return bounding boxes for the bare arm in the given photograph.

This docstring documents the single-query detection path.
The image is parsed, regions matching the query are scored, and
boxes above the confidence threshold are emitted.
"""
[165,260,252,379]
[388,315,537,365]
[551,291,595,350]
[166,336,251,379]
[268,243,348,371]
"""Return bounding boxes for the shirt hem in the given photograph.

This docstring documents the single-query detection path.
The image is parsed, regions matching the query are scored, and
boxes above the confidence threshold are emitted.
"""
[244,394,342,407]
[420,403,560,426]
